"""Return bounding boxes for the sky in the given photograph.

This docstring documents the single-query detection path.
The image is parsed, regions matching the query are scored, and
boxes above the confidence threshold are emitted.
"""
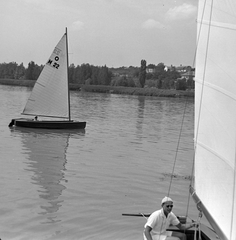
[0,0,198,68]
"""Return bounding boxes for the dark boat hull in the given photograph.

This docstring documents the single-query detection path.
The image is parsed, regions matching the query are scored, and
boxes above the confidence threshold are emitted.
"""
[9,118,86,129]
[168,224,219,240]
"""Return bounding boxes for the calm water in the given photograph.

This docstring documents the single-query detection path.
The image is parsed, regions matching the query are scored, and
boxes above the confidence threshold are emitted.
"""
[0,85,199,240]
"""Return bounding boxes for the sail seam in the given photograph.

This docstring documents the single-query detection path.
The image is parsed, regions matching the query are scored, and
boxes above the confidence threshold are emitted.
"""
[196,141,234,169]
[36,82,45,87]
[197,20,236,31]
[195,78,236,102]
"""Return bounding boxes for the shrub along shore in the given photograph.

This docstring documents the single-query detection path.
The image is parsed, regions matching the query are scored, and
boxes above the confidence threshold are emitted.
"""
[0,79,194,98]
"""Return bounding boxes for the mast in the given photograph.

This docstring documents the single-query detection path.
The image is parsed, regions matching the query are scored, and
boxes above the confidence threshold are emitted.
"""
[65,27,71,121]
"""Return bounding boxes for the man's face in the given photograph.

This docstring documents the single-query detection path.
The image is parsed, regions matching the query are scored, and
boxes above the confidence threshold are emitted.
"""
[163,201,173,214]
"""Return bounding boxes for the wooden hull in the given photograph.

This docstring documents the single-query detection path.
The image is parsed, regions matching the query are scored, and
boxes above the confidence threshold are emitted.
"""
[9,118,86,129]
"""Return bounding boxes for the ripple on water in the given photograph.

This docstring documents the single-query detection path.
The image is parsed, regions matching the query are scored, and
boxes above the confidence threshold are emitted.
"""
[0,87,198,239]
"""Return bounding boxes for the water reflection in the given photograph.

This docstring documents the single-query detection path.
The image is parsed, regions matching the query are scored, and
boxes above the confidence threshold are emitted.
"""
[136,96,145,132]
[10,128,85,223]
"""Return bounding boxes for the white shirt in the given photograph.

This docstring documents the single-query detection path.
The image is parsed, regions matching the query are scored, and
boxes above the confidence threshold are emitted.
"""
[144,209,180,235]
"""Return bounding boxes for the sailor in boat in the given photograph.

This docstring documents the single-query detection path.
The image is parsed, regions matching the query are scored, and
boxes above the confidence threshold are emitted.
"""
[34,116,38,121]
[143,196,196,240]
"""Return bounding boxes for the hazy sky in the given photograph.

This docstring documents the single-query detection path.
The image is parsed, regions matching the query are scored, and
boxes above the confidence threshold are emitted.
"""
[0,0,197,68]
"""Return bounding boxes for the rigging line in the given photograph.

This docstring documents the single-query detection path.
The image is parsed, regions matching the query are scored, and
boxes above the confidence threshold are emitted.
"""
[65,28,71,121]
[190,0,214,188]
[192,0,207,71]
[230,140,236,240]
[167,98,189,196]
[169,0,209,221]
[166,96,194,236]
[188,1,215,235]
[186,0,209,220]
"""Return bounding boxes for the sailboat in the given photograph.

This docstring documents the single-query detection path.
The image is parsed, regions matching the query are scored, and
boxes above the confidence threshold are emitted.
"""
[8,28,86,129]
[123,1,236,239]
[189,0,236,239]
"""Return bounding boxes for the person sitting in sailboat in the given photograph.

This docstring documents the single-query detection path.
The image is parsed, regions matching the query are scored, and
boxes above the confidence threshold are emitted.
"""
[143,196,196,240]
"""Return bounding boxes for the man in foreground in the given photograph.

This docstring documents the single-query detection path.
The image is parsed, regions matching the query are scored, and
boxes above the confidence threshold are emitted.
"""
[143,196,196,240]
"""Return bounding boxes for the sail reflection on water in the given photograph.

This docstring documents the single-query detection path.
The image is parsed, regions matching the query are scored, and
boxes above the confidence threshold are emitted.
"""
[10,128,85,223]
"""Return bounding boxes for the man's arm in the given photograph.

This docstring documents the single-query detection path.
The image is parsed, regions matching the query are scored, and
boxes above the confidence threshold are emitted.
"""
[175,222,197,230]
[144,226,153,240]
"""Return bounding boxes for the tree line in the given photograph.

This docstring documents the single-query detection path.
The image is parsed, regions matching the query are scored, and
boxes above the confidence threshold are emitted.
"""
[0,61,194,90]
[68,63,112,85]
[0,61,112,85]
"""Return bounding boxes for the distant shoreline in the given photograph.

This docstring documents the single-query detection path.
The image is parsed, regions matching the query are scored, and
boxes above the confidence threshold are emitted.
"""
[0,79,194,98]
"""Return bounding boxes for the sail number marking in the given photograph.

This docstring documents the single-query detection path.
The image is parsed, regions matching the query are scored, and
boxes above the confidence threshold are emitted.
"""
[47,55,60,69]
[47,47,61,69]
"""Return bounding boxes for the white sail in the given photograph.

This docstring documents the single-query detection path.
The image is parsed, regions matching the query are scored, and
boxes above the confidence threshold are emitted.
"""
[195,0,236,239]
[22,33,69,119]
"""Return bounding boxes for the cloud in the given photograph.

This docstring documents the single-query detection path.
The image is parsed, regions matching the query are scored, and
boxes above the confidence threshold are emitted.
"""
[142,19,165,29]
[71,20,85,31]
[166,3,197,21]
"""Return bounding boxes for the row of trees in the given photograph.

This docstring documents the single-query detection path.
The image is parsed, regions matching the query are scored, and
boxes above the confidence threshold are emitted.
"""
[0,61,194,90]
[0,61,112,85]
[0,61,43,80]
[68,63,112,85]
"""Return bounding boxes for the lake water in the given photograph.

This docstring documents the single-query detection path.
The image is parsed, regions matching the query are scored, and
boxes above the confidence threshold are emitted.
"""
[0,85,201,240]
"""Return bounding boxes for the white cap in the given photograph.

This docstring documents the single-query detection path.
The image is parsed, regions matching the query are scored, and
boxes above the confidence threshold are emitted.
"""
[161,196,173,204]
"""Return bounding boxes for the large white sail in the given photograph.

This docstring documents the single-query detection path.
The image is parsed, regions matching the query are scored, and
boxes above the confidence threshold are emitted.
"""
[23,33,69,119]
[195,0,236,239]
